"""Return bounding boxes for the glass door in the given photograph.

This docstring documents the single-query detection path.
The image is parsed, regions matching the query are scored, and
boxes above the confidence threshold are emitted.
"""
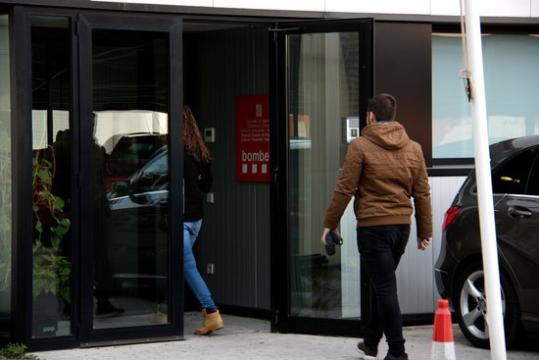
[29,14,75,341]
[11,7,182,348]
[271,19,372,335]
[77,13,183,343]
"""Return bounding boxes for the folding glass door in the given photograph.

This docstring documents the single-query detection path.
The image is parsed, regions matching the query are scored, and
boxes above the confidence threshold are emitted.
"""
[271,19,372,335]
[12,7,183,348]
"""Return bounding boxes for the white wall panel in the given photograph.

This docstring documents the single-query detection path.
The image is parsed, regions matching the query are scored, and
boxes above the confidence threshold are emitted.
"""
[397,176,466,314]
[430,0,460,16]
[213,0,324,11]
[478,0,530,17]
[431,0,531,17]
[326,0,430,15]
[92,0,534,17]
[92,0,214,7]
[532,0,539,17]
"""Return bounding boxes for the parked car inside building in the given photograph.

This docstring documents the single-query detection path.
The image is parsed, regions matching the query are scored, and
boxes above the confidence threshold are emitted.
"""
[435,135,539,348]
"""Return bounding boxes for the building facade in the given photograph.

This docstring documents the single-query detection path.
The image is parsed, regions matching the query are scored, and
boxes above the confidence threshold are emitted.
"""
[0,0,538,351]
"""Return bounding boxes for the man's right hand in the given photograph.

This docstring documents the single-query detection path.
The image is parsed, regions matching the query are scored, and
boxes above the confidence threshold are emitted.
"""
[320,228,331,245]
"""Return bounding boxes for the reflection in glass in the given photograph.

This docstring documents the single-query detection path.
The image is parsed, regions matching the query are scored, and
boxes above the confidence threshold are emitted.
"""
[0,15,11,331]
[287,32,361,319]
[432,34,539,158]
[91,30,170,329]
[30,16,72,338]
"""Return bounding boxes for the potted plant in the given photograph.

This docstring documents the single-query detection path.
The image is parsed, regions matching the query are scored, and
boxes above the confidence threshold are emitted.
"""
[31,146,71,337]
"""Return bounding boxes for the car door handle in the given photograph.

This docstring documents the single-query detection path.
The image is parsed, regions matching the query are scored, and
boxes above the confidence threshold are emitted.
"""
[508,206,532,218]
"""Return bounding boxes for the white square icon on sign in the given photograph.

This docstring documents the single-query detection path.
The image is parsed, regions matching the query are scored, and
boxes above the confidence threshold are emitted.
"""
[261,164,267,174]
[242,164,248,174]
[252,164,258,174]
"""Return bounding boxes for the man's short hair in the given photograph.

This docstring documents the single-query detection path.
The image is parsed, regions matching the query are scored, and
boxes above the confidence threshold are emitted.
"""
[367,93,397,122]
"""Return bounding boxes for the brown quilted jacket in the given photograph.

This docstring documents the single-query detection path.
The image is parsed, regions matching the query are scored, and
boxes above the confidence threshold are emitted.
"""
[323,121,432,239]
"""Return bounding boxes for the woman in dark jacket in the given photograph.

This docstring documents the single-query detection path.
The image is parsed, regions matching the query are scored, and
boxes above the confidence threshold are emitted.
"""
[183,105,223,335]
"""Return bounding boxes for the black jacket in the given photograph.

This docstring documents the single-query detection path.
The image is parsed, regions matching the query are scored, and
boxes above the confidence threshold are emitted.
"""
[184,152,213,221]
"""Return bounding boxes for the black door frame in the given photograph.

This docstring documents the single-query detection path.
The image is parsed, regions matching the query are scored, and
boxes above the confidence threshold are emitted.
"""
[11,6,81,350]
[10,6,184,350]
[269,18,373,337]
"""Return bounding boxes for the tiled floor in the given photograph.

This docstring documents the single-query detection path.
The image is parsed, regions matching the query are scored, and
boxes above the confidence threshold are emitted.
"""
[33,313,539,360]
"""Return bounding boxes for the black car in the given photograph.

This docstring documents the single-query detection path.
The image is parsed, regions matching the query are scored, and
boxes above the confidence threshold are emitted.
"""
[107,147,169,299]
[435,135,539,348]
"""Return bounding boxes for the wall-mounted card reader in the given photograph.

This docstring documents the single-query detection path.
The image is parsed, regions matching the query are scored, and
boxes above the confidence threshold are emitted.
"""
[204,127,215,143]
[345,117,359,143]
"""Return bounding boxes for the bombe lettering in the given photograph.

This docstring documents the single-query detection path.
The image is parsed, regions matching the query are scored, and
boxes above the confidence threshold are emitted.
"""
[242,150,270,162]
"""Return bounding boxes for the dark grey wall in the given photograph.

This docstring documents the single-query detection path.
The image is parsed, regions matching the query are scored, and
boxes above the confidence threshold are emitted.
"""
[185,26,271,310]
[374,21,432,164]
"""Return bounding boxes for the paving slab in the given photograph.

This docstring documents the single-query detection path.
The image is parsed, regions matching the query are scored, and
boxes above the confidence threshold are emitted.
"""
[32,312,539,360]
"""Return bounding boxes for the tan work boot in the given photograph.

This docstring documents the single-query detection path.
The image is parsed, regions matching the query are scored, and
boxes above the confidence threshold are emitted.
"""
[194,309,224,335]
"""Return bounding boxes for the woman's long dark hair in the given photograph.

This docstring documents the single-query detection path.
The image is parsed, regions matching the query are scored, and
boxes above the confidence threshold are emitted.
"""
[183,105,211,161]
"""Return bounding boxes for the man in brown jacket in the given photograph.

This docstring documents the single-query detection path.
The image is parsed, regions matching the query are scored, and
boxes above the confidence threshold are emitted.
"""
[321,93,432,360]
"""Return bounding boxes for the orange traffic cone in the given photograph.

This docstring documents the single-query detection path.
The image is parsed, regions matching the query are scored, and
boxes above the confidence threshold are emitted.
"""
[431,299,456,360]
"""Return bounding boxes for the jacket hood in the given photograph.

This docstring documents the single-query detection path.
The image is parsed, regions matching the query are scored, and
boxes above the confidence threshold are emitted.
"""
[362,121,410,150]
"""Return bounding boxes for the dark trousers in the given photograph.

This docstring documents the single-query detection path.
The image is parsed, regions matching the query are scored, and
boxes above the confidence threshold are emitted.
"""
[357,224,410,356]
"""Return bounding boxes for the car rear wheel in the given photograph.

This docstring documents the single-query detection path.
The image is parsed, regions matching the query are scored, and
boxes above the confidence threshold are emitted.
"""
[454,261,520,348]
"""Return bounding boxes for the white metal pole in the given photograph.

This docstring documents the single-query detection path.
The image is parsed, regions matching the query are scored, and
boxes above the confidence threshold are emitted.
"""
[463,1,507,359]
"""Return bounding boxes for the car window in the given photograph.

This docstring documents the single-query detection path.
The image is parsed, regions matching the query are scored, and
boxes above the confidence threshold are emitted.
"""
[492,148,538,195]
[526,156,539,195]
[107,135,166,177]
[111,136,165,159]
[133,151,168,192]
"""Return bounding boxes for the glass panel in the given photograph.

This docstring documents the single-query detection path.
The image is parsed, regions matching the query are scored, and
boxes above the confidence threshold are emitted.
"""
[91,29,170,329]
[432,34,539,159]
[0,14,11,333]
[287,32,361,319]
[30,16,73,338]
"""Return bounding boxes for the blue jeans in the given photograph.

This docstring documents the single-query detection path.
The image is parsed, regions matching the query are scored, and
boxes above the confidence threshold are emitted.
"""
[357,224,410,356]
[184,220,216,310]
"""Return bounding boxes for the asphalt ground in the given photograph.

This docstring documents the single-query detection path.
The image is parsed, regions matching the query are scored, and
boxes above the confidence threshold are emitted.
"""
[32,312,539,360]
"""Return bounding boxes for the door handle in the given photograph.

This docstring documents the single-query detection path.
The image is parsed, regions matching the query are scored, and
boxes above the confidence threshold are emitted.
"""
[508,206,532,218]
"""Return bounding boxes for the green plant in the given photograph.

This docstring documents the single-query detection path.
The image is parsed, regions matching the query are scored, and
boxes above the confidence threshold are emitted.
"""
[0,342,40,360]
[31,147,71,303]
[32,242,71,302]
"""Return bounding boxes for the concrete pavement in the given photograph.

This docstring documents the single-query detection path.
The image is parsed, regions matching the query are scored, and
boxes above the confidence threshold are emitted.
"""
[33,312,539,360]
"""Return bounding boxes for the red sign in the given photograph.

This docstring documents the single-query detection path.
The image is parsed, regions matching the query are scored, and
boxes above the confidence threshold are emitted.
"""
[236,95,270,182]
